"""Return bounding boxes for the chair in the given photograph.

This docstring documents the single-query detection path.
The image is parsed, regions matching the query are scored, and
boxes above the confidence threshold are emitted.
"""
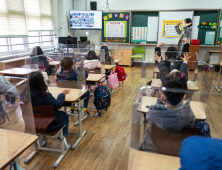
[21,105,70,168]
[151,124,201,157]
[131,47,145,65]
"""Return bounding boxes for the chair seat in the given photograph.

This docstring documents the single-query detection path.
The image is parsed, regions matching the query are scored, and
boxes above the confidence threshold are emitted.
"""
[131,55,143,59]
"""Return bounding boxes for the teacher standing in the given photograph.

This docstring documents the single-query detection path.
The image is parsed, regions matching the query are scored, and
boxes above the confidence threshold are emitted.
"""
[175,18,192,51]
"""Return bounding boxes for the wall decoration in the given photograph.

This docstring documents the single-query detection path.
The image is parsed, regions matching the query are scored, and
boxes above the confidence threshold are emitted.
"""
[119,13,124,18]
[162,20,183,37]
[125,15,129,20]
[103,16,108,20]
[108,13,112,18]
[114,13,118,18]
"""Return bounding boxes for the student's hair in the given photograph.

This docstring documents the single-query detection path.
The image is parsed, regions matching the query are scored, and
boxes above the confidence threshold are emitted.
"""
[162,79,186,106]
[60,57,74,70]
[29,71,48,96]
[87,50,97,60]
[185,18,192,27]
[101,45,109,58]
[165,46,178,59]
[166,71,188,89]
[36,46,44,55]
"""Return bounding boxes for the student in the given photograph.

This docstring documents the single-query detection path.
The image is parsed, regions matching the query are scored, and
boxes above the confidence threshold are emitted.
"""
[0,75,20,107]
[30,46,54,78]
[154,45,191,84]
[140,77,196,152]
[179,136,222,170]
[86,50,98,60]
[56,57,90,115]
[29,71,70,136]
[175,18,192,51]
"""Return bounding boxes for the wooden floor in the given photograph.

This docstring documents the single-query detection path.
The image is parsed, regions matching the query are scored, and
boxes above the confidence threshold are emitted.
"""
[1,66,222,170]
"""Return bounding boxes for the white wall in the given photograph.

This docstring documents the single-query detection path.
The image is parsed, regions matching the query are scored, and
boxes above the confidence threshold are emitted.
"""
[54,0,222,64]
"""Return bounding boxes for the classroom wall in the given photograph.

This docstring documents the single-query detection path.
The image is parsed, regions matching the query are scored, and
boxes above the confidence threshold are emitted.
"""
[53,0,222,64]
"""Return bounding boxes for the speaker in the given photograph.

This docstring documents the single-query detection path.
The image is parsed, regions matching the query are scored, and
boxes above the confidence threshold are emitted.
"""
[90,1,97,10]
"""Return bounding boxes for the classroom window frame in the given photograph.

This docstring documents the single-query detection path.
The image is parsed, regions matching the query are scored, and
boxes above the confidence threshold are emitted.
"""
[0,31,55,59]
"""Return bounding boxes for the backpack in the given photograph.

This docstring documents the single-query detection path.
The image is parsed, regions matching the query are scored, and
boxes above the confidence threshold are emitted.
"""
[0,102,9,125]
[115,65,127,83]
[195,121,211,137]
[93,84,111,117]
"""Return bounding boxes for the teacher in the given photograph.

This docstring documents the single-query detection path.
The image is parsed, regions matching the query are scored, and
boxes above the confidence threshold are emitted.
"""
[175,18,192,51]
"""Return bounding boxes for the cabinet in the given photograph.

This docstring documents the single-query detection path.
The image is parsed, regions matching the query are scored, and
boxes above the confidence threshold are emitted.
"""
[188,45,200,70]
[118,49,133,67]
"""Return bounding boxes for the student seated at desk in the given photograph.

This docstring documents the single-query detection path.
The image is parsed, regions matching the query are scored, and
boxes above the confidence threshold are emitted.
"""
[29,72,70,136]
[0,75,20,108]
[153,47,191,84]
[56,57,90,115]
[140,77,196,152]
[30,46,54,80]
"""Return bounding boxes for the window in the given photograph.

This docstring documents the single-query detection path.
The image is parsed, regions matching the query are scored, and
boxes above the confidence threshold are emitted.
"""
[11,38,26,51]
[28,32,40,48]
[42,31,52,48]
[0,38,9,52]
[0,0,28,36]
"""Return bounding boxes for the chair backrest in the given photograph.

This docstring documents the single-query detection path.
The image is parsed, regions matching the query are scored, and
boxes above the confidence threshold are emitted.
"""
[32,105,55,135]
[56,80,77,88]
[133,47,145,55]
[151,124,201,157]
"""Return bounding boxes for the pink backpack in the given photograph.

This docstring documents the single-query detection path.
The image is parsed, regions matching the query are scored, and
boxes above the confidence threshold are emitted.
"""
[108,70,119,89]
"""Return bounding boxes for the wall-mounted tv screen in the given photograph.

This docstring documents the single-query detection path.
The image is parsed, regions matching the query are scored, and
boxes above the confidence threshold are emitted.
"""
[70,10,102,30]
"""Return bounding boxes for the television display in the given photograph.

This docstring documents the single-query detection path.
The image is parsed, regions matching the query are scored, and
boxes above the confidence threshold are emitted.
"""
[70,10,102,30]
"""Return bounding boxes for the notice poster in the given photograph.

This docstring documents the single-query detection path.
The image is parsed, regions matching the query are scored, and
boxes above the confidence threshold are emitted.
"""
[205,31,215,44]
[162,20,183,37]
[104,21,127,37]
[131,27,147,42]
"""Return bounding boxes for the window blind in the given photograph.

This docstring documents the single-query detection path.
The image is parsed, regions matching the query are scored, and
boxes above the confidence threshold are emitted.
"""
[25,0,53,31]
[0,0,28,37]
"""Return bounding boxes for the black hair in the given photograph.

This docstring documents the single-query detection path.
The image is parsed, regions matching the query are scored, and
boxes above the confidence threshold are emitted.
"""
[60,57,74,70]
[185,18,192,27]
[166,71,188,88]
[29,72,48,96]
[162,79,186,106]
[36,46,44,55]
[101,46,109,59]
[87,50,98,60]
[165,46,178,59]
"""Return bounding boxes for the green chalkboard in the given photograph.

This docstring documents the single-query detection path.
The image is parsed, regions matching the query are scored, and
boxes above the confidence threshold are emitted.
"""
[102,12,130,43]
[131,12,159,43]
[194,11,219,45]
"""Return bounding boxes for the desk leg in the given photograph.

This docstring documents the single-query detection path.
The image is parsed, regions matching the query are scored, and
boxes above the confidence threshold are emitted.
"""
[215,65,222,93]
[71,99,87,150]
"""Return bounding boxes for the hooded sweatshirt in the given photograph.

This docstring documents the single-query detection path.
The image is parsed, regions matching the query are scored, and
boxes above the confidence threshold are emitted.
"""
[0,75,20,97]
[140,98,196,152]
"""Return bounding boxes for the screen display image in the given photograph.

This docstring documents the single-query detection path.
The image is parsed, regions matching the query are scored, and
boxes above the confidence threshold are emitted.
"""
[70,10,102,30]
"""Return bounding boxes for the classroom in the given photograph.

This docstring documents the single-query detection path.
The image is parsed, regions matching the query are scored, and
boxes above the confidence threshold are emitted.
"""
[1,0,222,169]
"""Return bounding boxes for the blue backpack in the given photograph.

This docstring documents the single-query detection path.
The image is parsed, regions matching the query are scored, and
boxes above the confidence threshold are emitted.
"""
[196,121,211,137]
[93,84,111,117]
[0,102,9,125]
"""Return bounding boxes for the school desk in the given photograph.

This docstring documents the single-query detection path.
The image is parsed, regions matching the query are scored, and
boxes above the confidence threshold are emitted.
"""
[0,129,38,170]
[153,67,160,79]
[129,149,180,170]
[48,86,87,149]
[139,96,206,120]
[208,50,220,65]
[49,61,60,66]
[138,96,206,134]
[0,68,39,77]
[151,79,199,91]
[105,65,116,70]
[86,73,106,82]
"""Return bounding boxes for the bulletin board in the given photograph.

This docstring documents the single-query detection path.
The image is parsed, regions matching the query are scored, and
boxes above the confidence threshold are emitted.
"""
[194,11,219,45]
[102,12,130,43]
